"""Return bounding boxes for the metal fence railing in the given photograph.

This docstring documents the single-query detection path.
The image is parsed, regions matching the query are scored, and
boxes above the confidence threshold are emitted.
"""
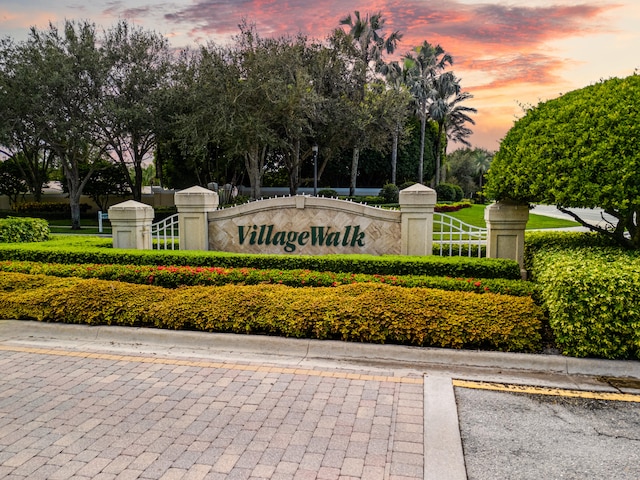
[433,213,487,257]
[151,214,179,250]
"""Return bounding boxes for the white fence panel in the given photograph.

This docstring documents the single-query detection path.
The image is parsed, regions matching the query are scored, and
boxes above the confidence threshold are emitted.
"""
[151,214,179,250]
[433,213,487,257]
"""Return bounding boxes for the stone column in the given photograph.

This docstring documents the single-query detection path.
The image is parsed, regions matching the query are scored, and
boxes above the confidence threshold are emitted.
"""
[174,186,219,251]
[108,200,155,250]
[399,183,437,256]
[485,201,529,276]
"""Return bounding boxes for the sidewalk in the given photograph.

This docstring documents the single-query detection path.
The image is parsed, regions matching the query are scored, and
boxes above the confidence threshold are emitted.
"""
[1,321,639,480]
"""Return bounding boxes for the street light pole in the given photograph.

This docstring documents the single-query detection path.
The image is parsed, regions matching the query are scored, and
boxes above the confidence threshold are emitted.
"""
[312,144,318,196]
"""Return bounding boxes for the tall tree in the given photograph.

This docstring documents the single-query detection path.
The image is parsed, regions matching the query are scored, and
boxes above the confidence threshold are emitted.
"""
[380,60,413,185]
[485,74,640,248]
[100,21,173,202]
[0,37,53,201]
[17,21,107,229]
[473,148,493,190]
[429,72,476,184]
[403,41,452,185]
[338,11,402,195]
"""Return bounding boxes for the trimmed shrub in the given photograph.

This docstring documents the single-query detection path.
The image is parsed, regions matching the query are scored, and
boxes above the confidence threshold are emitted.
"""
[0,236,522,280]
[0,217,49,243]
[0,261,538,297]
[435,202,472,213]
[534,251,640,359]
[379,183,399,204]
[526,232,640,359]
[435,183,464,202]
[13,202,92,219]
[317,189,339,198]
[435,183,456,202]
[0,272,543,352]
[524,230,619,275]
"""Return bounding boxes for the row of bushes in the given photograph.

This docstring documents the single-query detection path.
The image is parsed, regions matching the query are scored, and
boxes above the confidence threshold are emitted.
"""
[526,231,640,359]
[0,236,521,279]
[0,217,49,243]
[12,202,93,219]
[0,260,538,297]
[0,272,543,352]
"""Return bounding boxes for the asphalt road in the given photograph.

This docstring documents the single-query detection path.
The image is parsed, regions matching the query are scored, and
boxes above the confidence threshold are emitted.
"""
[457,387,640,480]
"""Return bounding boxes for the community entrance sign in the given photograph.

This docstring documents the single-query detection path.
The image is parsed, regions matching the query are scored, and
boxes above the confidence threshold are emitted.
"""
[207,194,407,256]
[109,183,437,256]
[108,184,530,275]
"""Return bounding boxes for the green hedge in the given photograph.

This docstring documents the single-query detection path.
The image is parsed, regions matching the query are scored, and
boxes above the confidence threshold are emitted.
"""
[0,217,49,243]
[524,231,622,275]
[13,202,92,219]
[526,232,640,359]
[0,272,543,352]
[0,236,521,279]
[0,260,537,297]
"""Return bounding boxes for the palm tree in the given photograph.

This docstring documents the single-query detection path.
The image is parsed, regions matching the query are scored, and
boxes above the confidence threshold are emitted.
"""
[429,72,477,185]
[403,41,452,185]
[473,148,493,190]
[339,11,402,195]
[380,60,408,185]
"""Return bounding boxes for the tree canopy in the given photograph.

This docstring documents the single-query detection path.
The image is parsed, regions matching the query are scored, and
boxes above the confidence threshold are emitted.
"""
[1,13,478,219]
[484,74,640,248]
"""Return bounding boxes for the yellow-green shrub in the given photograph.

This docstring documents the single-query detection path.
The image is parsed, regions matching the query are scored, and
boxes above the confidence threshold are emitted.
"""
[0,272,543,352]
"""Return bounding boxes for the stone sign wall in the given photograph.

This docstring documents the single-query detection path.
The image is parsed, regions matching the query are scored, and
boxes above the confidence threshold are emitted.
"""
[208,195,402,255]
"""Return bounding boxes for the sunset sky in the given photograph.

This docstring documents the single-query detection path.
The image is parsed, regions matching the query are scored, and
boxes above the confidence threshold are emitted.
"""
[1,0,639,151]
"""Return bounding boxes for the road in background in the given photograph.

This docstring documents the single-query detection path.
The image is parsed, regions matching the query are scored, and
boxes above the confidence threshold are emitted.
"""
[531,205,617,228]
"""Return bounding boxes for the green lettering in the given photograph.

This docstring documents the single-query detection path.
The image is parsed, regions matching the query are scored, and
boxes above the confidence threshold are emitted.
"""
[285,231,298,253]
[257,225,267,244]
[350,226,365,247]
[342,226,352,246]
[265,225,274,245]
[298,231,309,246]
[326,231,340,246]
[249,225,258,245]
[238,226,250,245]
[273,231,286,246]
[311,226,329,245]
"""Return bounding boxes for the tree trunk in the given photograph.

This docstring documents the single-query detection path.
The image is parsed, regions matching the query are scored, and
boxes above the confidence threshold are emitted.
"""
[69,193,82,230]
[349,147,359,197]
[391,124,399,185]
[288,138,300,196]
[419,115,426,185]
[244,144,264,199]
[132,162,143,202]
[433,120,445,188]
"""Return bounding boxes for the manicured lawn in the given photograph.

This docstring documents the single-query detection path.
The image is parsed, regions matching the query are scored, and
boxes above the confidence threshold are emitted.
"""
[47,219,111,235]
[442,205,579,230]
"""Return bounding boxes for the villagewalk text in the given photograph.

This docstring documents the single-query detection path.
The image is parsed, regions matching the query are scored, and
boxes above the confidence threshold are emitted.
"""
[238,225,365,253]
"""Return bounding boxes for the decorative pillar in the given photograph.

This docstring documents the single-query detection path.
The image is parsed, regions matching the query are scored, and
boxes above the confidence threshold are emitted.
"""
[174,186,219,251]
[108,200,154,250]
[399,183,437,256]
[485,201,529,277]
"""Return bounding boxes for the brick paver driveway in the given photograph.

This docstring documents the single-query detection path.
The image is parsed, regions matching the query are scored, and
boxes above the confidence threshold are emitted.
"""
[0,345,424,480]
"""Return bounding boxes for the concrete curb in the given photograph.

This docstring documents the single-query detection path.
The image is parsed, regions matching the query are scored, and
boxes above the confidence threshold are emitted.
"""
[424,375,467,480]
[1,320,639,380]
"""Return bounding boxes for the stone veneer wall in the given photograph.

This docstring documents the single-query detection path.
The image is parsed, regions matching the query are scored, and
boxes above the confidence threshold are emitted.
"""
[207,196,401,256]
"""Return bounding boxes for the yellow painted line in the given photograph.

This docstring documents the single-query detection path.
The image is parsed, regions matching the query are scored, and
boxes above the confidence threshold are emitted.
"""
[0,344,422,385]
[453,379,640,403]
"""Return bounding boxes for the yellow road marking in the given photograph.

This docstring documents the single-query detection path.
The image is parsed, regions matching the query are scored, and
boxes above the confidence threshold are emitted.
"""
[0,344,422,384]
[453,379,640,403]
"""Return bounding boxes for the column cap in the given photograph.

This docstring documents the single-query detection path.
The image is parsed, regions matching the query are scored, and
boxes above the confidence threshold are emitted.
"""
[399,183,437,208]
[108,200,154,221]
